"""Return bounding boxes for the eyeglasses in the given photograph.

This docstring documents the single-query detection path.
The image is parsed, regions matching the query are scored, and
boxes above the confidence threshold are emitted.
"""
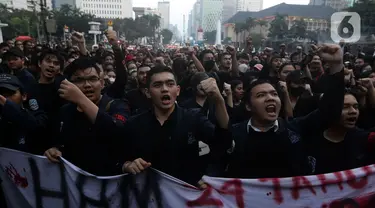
[71,76,100,85]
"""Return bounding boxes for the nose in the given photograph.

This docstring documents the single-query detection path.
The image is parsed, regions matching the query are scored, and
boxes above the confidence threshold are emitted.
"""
[348,106,358,114]
[161,83,168,92]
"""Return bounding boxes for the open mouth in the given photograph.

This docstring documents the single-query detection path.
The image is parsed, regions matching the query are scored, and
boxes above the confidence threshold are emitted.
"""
[265,104,277,117]
[346,117,357,124]
[161,95,171,105]
[83,90,95,97]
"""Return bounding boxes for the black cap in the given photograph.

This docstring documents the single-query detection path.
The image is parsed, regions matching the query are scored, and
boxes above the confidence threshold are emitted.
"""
[286,70,309,84]
[4,47,24,59]
[0,73,24,91]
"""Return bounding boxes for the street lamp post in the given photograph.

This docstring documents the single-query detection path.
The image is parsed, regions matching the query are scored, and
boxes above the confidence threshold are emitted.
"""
[88,22,101,45]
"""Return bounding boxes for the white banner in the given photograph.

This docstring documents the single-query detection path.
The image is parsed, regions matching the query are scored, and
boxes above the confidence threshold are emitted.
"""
[1,147,375,208]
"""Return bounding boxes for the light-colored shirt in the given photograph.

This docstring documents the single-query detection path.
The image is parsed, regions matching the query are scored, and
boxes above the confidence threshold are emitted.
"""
[247,118,279,133]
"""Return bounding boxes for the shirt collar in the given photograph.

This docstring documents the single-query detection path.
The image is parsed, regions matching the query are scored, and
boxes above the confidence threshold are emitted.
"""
[247,118,279,133]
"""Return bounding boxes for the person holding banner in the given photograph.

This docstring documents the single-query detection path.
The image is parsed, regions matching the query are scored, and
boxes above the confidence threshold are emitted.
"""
[224,44,345,179]
[120,65,230,186]
[44,58,130,176]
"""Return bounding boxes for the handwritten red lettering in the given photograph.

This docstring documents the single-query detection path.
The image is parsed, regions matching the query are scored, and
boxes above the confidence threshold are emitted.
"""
[344,166,374,190]
[186,186,223,207]
[317,172,343,193]
[291,176,316,200]
[258,178,283,204]
[5,163,28,188]
[217,179,245,208]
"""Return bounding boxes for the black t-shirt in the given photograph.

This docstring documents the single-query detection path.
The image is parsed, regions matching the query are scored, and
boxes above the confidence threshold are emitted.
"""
[305,129,375,174]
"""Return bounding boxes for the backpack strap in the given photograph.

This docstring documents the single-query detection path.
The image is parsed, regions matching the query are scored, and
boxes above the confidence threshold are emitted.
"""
[105,100,115,112]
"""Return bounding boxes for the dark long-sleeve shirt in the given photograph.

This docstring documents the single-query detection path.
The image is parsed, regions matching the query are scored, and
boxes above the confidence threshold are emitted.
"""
[225,70,345,178]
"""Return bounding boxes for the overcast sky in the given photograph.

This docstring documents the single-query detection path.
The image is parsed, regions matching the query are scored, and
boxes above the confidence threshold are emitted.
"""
[133,0,310,32]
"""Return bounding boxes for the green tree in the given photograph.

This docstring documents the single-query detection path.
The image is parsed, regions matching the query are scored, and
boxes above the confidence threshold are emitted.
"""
[268,13,289,40]
[161,29,173,44]
[50,4,95,37]
[289,19,307,39]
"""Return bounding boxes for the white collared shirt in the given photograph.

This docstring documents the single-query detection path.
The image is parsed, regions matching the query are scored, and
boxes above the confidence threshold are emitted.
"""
[247,118,279,133]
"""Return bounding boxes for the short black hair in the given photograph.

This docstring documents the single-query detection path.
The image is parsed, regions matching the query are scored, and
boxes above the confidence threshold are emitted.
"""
[279,62,295,73]
[39,49,65,70]
[220,52,232,60]
[199,49,214,62]
[237,53,250,60]
[0,42,9,49]
[146,65,177,88]
[64,57,100,80]
[244,79,279,105]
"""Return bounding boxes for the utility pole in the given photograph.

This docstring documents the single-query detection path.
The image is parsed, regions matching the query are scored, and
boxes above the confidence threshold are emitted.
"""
[40,0,49,43]
[32,0,41,43]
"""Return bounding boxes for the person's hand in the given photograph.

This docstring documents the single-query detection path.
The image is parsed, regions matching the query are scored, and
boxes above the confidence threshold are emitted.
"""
[198,180,208,189]
[122,158,151,174]
[58,79,85,103]
[312,44,343,74]
[0,94,6,106]
[106,30,118,45]
[71,31,85,44]
[44,147,62,163]
[359,78,374,90]
[199,78,222,102]
[226,46,236,55]
[188,47,196,56]
[279,81,287,93]
[223,82,232,96]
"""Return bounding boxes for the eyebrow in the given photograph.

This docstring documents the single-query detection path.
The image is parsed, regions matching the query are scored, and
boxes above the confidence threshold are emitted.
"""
[256,90,277,95]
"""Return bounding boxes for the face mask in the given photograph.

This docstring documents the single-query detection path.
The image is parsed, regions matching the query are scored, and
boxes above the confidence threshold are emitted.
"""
[109,77,115,84]
[290,86,305,97]
[203,60,215,71]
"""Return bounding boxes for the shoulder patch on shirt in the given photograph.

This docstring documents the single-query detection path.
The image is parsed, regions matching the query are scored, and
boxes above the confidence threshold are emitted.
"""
[28,99,39,111]
[113,114,126,122]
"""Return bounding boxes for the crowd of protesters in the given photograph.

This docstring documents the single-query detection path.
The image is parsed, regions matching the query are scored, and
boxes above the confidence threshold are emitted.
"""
[1,30,375,206]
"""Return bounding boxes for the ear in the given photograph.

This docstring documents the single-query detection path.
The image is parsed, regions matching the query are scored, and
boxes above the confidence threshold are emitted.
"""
[22,93,27,102]
[144,88,151,98]
[100,79,104,89]
[245,103,251,112]
[38,60,41,68]
[176,85,181,97]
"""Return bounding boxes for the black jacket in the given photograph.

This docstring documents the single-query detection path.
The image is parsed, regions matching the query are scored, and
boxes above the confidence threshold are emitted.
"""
[226,71,345,178]
[0,100,46,152]
[121,105,230,185]
[53,94,130,176]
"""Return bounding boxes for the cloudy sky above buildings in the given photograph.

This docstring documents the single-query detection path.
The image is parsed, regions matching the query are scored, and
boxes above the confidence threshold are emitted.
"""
[133,0,310,32]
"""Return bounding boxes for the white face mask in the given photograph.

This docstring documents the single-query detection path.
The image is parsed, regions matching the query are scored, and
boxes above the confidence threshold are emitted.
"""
[109,77,115,84]
[238,64,249,73]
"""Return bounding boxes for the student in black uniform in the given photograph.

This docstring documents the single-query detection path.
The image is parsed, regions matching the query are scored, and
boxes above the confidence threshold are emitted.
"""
[225,44,345,178]
[120,65,230,186]
[44,57,130,176]
[0,74,46,152]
